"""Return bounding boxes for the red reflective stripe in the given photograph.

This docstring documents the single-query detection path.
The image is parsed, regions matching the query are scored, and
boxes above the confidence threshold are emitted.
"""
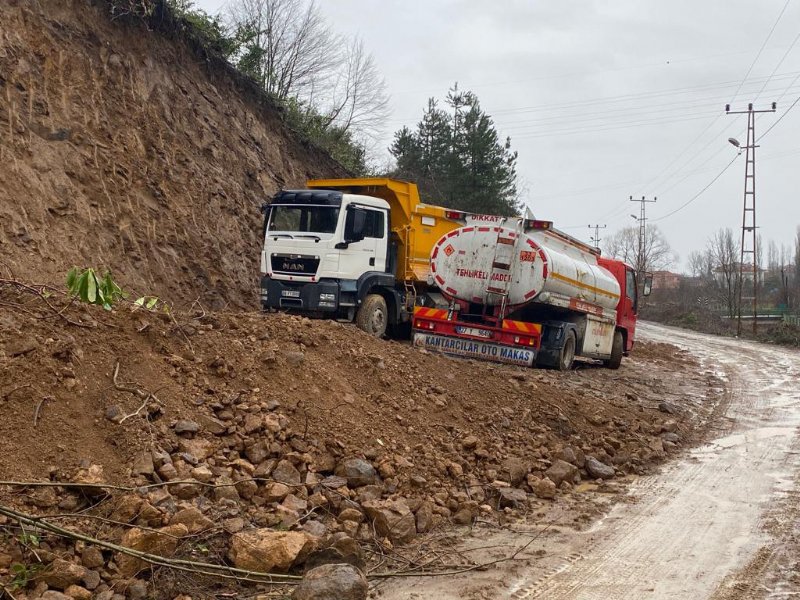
[431,246,439,259]
[462,227,475,233]
[447,230,459,238]
[478,227,491,232]
[431,263,436,273]
[538,249,547,262]
[446,287,458,295]
[526,239,536,248]
[524,290,537,300]
[542,264,549,278]
[435,275,445,285]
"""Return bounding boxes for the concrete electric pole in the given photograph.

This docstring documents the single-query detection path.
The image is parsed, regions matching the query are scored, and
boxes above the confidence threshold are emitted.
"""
[629,196,657,286]
[588,224,607,251]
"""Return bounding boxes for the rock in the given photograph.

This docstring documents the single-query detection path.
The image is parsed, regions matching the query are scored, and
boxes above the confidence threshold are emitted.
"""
[169,507,214,534]
[243,413,264,434]
[131,453,155,476]
[74,464,106,496]
[178,438,213,460]
[461,435,479,450]
[362,499,416,544]
[273,460,302,486]
[501,458,528,486]
[658,401,678,414]
[529,476,557,500]
[662,432,680,443]
[174,420,200,434]
[110,495,143,523]
[292,563,368,600]
[263,482,291,503]
[64,585,92,600]
[282,494,308,513]
[213,476,241,501]
[334,458,379,488]
[497,487,527,508]
[190,465,214,483]
[81,546,105,569]
[303,520,328,538]
[229,530,314,572]
[224,517,246,533]
[585,457,615,480]
[661,419,678,433]
[126,579,148,600]
[43,558,86,589]
[545,459,578,487]
[115,524,188,577]
[338,508,364,523]
[415,500,435,533]
[40,593,72,600]
[285,351,305,366]
[81,569,101,590]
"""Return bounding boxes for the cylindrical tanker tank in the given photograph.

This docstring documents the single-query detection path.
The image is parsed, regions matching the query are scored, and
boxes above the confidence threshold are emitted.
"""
[430,224,621,311]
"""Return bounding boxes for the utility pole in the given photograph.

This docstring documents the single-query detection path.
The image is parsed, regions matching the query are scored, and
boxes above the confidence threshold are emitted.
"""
[629,196,657,286]
[588,224,606,251]
[726,101,776,336]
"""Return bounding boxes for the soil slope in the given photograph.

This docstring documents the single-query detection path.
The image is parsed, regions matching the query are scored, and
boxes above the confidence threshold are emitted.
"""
[0,0,346,309]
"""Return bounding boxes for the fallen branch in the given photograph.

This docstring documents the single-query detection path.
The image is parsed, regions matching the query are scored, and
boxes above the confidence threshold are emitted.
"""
[0,504,301,585]
[111,361,161,423]
[33,396,51,427]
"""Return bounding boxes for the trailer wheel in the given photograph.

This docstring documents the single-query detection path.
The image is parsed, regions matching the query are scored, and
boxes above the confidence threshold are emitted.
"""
[557,330,576,371]
[604,330,624,369]
[356,294,388,337]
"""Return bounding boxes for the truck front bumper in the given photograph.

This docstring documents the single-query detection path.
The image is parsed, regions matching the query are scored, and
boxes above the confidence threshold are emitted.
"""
[260,276,340,313]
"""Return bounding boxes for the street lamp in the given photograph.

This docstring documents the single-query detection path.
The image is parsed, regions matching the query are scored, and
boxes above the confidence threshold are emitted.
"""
[728,137,740,148]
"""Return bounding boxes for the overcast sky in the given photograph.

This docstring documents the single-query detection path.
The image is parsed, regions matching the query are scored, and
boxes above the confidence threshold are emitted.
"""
[196,0,800,271]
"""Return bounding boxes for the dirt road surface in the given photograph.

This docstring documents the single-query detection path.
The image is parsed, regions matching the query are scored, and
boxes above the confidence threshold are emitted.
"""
[379,323,800,600]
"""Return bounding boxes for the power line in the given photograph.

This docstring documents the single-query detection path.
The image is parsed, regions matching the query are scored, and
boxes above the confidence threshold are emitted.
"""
[650,154,741,223]
[729,0,792,104]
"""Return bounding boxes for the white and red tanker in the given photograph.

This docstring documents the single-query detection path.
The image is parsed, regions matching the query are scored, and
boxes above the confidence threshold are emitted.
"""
[412,216,643,370]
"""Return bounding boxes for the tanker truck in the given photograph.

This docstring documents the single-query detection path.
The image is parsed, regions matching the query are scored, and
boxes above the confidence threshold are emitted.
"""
[412,216,643,370]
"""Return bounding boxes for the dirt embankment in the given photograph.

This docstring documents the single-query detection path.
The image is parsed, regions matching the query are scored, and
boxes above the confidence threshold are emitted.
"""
[0,0,347,309]
[0,287,725,598]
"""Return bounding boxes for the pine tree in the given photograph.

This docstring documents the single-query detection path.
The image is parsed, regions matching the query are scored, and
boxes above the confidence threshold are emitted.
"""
[389,86,519,216]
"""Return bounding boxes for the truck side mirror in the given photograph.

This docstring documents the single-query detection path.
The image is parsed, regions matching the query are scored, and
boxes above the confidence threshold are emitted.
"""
[343,207,367,245]
[643,273,653,297]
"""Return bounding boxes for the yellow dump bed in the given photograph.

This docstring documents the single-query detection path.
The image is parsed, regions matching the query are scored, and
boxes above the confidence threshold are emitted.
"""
[307,178,464,283]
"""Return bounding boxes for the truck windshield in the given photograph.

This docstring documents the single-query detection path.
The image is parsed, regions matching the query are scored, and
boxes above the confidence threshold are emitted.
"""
[268,205,340,234]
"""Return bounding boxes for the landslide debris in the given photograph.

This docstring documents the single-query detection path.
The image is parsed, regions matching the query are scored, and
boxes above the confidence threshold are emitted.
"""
[0,0,346,310]
[0,286,725,598]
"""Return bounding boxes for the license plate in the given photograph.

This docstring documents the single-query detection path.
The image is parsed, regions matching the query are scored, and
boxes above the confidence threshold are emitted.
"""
[455,325,493,339]
[413,333,535,367]
[281,290,300,298]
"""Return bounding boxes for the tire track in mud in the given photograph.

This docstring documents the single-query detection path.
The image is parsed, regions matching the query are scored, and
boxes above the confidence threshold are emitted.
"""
[504,324,800,600]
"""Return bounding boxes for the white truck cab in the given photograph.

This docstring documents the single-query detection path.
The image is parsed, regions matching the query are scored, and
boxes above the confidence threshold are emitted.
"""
[260,189,394,331]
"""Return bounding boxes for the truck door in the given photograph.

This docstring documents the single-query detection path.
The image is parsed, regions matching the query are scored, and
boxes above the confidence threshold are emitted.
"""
[618,267,638,350]
[339,206,388,278]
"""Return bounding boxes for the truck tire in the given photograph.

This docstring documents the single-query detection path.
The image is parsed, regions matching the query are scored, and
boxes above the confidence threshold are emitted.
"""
[356,294,388,337]
[557,330,576,371]
[604,330,624,369]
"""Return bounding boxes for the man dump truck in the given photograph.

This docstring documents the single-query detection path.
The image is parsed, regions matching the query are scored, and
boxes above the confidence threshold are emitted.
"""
[260,178,467,336]
[412,216,642,370]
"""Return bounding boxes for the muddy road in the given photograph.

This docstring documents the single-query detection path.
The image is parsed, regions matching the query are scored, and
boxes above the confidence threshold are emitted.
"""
[380,323,800,600]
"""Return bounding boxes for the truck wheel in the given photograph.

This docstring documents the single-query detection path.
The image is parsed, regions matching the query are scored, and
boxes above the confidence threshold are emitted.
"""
[604,330,624,369]
[356,294,388,337]
[557,330,576,371]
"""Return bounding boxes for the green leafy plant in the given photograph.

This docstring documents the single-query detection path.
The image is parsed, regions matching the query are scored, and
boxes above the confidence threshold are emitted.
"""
[8,563,40,590]
[66,268,127,310]
[17,532,39,548]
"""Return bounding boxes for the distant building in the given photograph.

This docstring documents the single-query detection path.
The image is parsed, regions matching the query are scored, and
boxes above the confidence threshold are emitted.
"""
[712,264,765,285]
[651,270,682,290]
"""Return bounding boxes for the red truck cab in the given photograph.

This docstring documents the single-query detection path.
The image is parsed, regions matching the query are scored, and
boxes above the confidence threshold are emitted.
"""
[597,257,639,353]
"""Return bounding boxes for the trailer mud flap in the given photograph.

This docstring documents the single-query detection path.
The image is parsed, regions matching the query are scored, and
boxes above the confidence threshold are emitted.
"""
[413,332,535,367]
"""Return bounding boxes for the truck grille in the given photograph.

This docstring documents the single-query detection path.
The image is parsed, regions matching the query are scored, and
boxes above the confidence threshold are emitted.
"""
[270,254,319,276]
